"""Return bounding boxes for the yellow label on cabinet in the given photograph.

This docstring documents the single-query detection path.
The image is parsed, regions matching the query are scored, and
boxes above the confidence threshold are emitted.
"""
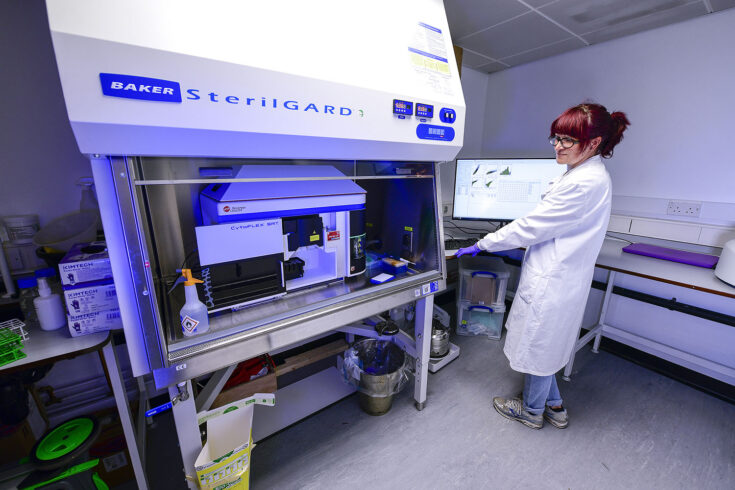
[404,226,413,232]
[310,235,319,242]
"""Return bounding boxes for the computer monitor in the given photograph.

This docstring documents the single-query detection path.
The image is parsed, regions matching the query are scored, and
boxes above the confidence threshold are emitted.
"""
[452,158,566,221]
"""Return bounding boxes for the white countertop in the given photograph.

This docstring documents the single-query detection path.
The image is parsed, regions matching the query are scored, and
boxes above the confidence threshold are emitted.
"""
[446,237,735,299]
[0,326,110,372]
[597,238,735,298]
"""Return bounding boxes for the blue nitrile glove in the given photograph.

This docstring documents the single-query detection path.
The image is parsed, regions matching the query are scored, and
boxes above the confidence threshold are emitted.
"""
[454,243,481,257]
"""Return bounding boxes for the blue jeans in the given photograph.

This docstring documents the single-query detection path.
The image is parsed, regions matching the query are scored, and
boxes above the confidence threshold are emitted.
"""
[523,374,563,415]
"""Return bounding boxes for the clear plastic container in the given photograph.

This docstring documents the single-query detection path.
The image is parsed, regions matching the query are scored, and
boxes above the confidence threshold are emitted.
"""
[2,214,39,244]
[458,256,510,307]
[17,276,40,329]
[456,302,505,340]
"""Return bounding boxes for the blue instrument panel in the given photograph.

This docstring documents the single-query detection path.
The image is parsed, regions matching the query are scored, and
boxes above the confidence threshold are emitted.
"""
[416,103,434,118]
[439,108,456,124]
[416,124,455,141]
[393,99,413,116]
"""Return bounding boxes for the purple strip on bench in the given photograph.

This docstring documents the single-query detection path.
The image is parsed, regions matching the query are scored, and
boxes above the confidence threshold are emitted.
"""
[622,243,719,268]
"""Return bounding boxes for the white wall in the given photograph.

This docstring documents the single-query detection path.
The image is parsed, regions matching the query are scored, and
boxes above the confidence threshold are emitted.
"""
[453,10,735,384]
[439,66,489,208]
[481,8,735,227]
[0,1,92,227]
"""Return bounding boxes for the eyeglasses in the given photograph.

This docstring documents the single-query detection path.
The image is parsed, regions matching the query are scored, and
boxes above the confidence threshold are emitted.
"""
[549,136,579,149]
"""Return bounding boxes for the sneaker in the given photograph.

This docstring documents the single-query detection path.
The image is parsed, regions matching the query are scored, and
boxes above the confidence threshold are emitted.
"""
[515,392,569,429]
[544,406,569,429]
[492,397,543,429]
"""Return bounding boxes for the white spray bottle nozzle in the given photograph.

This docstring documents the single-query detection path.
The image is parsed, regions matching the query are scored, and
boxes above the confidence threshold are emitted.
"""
[38,277,51,297]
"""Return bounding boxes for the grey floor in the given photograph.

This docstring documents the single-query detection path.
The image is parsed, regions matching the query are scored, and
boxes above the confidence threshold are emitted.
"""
[140,330,735,490]
[248,333,735,490]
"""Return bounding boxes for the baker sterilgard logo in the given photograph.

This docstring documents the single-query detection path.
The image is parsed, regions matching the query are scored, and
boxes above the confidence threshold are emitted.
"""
[99,72,356,116]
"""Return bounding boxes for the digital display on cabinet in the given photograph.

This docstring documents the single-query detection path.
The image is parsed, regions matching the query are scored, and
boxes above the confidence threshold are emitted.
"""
[393,99,413,116]
[416,103,434,118]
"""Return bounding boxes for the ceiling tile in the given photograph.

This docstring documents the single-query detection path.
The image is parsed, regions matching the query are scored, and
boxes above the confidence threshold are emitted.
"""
[458,11,573,59]
[539,0,694,35]
[710,0,735,12]
[461,49,499,68]
[444,0,530,40]
[523,0,562,7]
[475,61,508,74]
[500,37,587,66]
[580,1,707,44]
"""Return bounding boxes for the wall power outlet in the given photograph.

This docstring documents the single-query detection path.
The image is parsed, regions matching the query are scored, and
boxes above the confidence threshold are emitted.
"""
[666,200,701,217]
[442,202,452,217]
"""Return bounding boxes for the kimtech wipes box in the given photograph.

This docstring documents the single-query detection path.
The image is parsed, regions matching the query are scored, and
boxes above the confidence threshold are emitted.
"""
[64,280,119,316]
[67,309,122,337]
[59,241,113,287]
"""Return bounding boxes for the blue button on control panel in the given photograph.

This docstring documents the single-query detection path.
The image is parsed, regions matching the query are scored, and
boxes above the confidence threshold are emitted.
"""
[416,124,455,142]
[439,108,456,124]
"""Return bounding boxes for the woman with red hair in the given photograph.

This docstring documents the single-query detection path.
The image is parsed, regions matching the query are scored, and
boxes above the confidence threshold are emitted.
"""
[456,102,630,429]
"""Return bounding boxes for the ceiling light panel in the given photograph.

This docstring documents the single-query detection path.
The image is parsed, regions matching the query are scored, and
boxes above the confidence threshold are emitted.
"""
[580,1,707,44]
[538,0,692,34]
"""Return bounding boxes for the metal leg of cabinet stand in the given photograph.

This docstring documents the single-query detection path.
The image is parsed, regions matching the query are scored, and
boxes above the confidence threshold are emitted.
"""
[170,380,202,490]
[562,270,616,381]
[101,340,149,490]
[414,295,433,411]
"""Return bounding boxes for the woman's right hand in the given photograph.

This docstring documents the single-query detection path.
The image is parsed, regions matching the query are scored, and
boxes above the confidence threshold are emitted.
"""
[454,243,481,257]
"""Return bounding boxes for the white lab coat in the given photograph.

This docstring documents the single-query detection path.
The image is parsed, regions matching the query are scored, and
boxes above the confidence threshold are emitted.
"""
[477,155,611,376]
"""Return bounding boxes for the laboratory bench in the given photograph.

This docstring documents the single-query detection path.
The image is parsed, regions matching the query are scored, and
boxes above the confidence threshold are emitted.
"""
[443,236,735,395]
[0,327,148,489]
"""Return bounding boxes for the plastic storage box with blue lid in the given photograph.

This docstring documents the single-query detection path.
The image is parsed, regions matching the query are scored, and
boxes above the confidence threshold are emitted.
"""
[456,256,510,340]
[457,256,510,307]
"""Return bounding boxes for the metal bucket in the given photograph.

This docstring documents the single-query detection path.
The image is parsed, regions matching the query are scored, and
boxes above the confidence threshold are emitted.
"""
[430,325,450,358]
[353,340,406,416]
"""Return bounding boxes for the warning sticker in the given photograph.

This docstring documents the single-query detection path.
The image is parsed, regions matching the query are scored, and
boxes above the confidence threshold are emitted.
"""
[181,315,200,333]
[327,231,341,241]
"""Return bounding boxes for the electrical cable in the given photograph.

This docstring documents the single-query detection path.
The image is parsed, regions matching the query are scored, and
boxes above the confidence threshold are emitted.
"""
[444,221,497,235]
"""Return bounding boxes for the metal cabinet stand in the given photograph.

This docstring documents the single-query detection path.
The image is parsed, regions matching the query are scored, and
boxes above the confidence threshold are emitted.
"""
[169,295,434,488]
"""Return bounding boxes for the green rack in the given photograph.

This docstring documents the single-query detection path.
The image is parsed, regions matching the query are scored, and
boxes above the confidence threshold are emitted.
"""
[0,327,27,367]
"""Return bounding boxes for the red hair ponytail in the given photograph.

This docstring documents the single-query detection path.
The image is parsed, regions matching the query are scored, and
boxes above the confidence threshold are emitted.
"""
[601,111,631,158]
[550,103,630,159]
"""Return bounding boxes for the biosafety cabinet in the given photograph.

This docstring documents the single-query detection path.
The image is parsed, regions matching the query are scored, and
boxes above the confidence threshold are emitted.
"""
[46,0,466,392]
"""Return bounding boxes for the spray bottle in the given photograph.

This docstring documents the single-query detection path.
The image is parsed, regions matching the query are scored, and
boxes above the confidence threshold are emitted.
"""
[175,269,209,337]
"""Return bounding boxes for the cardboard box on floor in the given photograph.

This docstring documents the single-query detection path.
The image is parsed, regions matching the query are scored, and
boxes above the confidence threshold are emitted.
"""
[195,393,275,490]
[0,420,36,466]
[89,410,135,488]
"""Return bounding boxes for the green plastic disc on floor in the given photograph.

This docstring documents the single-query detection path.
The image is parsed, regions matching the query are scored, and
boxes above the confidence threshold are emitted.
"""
[35,417,94,461]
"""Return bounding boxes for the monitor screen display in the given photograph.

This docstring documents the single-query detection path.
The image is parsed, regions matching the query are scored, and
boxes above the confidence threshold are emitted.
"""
[452,158,566,221]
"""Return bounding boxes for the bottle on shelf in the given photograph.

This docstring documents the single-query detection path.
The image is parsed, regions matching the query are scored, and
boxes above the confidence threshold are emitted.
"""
[34,277,66,331]
[35,267,63,297]
[17,276,40,329]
